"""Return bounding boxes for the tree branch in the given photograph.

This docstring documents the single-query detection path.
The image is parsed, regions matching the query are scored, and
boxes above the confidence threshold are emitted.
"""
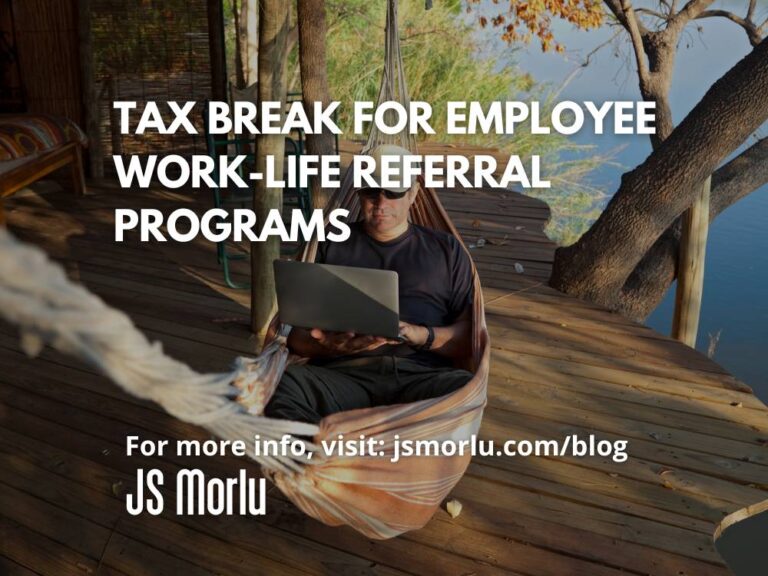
[696,9,763,46]
[710,136,768,216]
[584,29,624,66]
[636,8,668,20]
[603,0,630,28]
[674,0,716,26]
[617,137,768,320]
[620,0,651,87]
[551,39,768,305]
[748,0,756,21]
[697,9,748,27]
[553,29,623,101]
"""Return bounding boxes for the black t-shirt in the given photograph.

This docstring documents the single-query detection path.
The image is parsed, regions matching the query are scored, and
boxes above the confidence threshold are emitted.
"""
[316,221,474,365]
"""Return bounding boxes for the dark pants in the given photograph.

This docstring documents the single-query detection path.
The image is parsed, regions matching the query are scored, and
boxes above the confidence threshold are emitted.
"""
[264,356,473,424]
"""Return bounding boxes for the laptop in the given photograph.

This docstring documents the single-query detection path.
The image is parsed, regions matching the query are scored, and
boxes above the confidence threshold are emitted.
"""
[273,260,400,338]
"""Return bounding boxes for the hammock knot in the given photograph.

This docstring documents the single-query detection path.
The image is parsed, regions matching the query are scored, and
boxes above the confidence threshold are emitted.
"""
[232,338,290,415]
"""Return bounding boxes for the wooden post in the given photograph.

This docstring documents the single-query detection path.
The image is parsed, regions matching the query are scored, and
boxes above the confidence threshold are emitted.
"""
[78,0,103,179]
[672,177,711,347]
[70,144,87,196]
[106,76,122,156]
[207,0,227,102]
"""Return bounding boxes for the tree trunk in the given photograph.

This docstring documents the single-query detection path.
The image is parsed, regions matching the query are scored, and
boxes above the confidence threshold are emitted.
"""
[250,0,289,343]
[244,0,259,86]
[595,2,711,327]
[640,29,677,147]
[615,136,768,321]
[233,0,245,88]
[550,39,768,310]
[297,0,336,209]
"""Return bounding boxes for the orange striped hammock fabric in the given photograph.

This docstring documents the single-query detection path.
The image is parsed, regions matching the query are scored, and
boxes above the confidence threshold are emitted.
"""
[238,168,490,539]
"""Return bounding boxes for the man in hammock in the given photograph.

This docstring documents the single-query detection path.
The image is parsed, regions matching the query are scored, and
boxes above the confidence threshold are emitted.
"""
[265,145,474,424]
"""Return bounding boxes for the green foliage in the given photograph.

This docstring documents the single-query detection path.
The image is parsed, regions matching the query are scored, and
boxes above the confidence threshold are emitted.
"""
[315,0,607,244]
[322,0,527,142]
[220,0,608,243]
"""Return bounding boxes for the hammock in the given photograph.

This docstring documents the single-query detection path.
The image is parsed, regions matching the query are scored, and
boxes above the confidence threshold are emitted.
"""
[0,0,490,539]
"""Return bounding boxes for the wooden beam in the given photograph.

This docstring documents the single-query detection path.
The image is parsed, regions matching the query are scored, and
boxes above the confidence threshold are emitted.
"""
[77,0,103,178]
[0,143,85,198]
[207,0,227,102]
[672,176,711,347]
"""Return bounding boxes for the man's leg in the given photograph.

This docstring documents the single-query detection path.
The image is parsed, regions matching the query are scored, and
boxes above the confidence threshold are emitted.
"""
[264,363,378,423]
[393,359,473,404]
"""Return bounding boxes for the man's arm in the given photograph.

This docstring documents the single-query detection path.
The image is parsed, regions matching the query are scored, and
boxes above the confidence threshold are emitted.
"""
[287,327,397,359]
[398,305,472,360]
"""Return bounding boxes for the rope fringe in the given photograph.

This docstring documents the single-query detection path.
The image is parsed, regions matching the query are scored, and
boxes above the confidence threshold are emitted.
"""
[0,228,319,473]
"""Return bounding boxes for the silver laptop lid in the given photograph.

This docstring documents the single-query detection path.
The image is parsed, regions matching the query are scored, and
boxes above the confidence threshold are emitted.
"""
[274,260,400,338]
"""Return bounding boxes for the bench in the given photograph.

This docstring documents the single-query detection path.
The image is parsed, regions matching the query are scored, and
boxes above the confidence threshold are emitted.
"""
[0,114,87,224]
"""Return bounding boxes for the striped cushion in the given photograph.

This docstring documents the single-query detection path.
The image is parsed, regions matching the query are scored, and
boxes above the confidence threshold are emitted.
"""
[0,114,87,161]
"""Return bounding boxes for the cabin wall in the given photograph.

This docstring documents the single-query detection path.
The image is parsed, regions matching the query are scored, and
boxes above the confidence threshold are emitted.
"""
[11,0,83,124]
[6,0,219,161]
[91,0,214,158]
[0,1,24,112]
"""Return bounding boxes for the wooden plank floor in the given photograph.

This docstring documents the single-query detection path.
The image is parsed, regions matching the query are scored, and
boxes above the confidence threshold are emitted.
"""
[1,181,767,576]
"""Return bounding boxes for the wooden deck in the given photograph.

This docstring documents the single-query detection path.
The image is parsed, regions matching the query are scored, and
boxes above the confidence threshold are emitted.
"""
[1,179,767,576]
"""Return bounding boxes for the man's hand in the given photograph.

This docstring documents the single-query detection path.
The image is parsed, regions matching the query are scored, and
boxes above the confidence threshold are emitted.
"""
[398,321,429,347]
[309,329,397,355]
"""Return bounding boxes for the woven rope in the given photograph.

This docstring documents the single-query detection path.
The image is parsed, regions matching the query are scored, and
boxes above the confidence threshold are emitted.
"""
[0,227,320,476]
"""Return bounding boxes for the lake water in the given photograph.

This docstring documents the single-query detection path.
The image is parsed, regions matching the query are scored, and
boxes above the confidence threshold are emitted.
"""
[649,191,768,398]
[472,7,767,400]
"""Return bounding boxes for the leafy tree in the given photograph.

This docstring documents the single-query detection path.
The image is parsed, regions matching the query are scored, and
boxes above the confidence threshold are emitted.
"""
[471,0,604,53]
[472,0,768,320]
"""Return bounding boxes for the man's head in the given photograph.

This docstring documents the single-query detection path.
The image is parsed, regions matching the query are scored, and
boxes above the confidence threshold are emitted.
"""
[356,144,419,241]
